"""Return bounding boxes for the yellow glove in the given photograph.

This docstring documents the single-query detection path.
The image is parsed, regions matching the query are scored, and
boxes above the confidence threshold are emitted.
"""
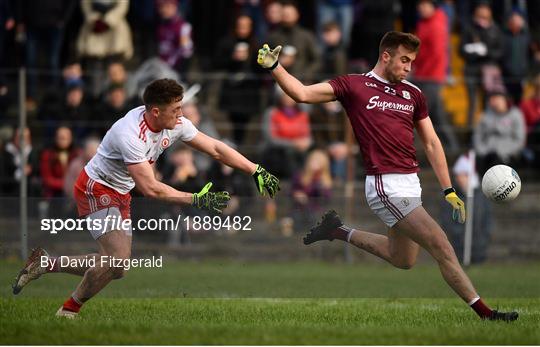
[444,187,466,224]
[257,44,282,70]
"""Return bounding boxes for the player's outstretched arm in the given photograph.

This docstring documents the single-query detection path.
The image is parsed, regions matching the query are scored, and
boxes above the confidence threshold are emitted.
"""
[416,117,465,223]
[127,161,230,212]
[186,132,280,198]
[257,43,335,104]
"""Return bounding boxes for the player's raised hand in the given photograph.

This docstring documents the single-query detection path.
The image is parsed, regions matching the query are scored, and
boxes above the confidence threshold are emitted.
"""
[444,187,466,223]
[192,182,230,214]
[252,165,280,198]
[257,44,282,70]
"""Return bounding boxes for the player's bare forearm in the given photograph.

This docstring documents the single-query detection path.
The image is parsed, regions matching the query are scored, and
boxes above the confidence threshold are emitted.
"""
[213,140,257,175]
[187,132,257,175]
[271,65,336,104]
[271,65,308,102]
[128,161,193,204]
[150,181,194,205]
[416,117,452,189]
[424,137,452,189]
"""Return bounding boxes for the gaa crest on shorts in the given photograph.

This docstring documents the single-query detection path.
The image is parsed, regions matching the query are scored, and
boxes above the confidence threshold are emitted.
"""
[100,194,111,206]
[401,198,410,207]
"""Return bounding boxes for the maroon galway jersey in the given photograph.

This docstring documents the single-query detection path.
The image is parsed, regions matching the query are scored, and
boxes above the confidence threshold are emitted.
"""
[329,71,429,175]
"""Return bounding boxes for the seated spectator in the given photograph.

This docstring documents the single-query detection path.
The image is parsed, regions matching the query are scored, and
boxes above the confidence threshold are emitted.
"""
[94,83,133,136]
[63,136,100,198]
[261,0,282,37]
[161,145,203,195]
[161,145,205,220]
[0,127,39,197]
[156,0,193,74]
[316,0,354,49]
[261,86,312,178]
[290,149,333,232]
[38,79,94,141]
[266,0,321,81]
[460,2,504,126]
[207,141,254,217]
[520,74,540,135]
[310,100,345,146]
[182,97,219,174]
[108,61,127,84]
[501,10,529,104]
[99,61,128,98]
[37,61,85,127]
[308,99,348,183]
[473,91,526,176]
[215,14,261,145]
[327,141,348,184]
[319,21,347,79]
[278,45,298,71]
[62,61,84,90]
[61,81,94,139]
[520,74,540,167]
[40,126,80,198]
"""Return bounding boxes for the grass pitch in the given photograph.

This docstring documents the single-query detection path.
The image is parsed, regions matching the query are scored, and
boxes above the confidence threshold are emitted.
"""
[1,260,539,345]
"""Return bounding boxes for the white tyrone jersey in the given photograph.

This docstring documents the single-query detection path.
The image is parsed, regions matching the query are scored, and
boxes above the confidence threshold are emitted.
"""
[85,106,198,194]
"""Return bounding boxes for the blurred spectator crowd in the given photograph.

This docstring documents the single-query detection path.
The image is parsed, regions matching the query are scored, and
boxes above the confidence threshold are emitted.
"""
[1,0,540,233]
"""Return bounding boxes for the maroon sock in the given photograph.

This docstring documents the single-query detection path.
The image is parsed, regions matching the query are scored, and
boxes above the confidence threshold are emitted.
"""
[46,257,59,273]
[62,296,82,313]
[470,298,493,319]
[329,225,354,242]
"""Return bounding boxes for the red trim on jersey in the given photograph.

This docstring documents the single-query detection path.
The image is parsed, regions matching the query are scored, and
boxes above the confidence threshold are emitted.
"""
[139,120,148,142]
[143,113,160,133]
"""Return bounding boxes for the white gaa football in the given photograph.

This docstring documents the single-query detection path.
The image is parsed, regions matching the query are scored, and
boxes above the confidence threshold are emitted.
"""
[481,165,521,203]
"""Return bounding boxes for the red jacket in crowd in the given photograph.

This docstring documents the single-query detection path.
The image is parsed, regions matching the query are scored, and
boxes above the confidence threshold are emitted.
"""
[414,8,449,83]
[520,97,540,134]
[40,147,81,198]
[270,108,311,140]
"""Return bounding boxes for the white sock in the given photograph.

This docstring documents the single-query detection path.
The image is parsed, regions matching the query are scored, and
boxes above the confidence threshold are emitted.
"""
[346,229,355,243]
[468,296,480,306]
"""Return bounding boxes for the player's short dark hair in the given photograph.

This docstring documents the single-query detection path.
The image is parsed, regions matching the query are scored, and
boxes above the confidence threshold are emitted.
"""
[379,31,421,57]
[143,78,184,109]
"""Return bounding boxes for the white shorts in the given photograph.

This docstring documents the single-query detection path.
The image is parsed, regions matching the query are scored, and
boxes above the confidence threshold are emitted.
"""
[86,207,132,240]
[365,173,422,227]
